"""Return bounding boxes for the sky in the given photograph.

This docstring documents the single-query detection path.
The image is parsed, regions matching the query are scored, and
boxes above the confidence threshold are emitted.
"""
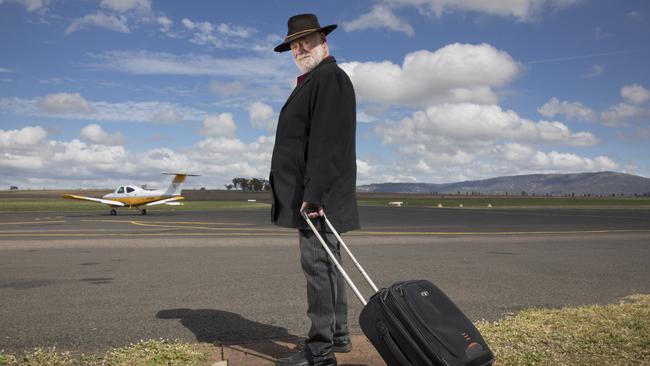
[1,0,649,190]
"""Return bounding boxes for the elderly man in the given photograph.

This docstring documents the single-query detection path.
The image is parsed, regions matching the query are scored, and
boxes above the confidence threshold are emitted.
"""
[269,13,360,366]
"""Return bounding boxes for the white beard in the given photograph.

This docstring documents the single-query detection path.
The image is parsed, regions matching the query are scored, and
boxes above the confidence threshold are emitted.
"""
[293,43,326,74]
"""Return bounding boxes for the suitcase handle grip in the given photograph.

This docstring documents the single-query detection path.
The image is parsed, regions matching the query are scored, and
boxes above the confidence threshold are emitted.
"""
[301,209,372,306]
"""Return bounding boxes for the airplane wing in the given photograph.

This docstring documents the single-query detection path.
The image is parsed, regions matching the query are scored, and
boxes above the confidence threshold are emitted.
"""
[146,196,185,206]
[62,194,125,207]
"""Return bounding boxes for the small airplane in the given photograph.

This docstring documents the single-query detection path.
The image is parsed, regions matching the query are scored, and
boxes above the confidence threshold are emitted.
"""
[62,173,199,216]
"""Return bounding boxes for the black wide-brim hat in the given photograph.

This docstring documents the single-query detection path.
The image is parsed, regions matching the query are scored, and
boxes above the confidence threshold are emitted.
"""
[274,13,337,53]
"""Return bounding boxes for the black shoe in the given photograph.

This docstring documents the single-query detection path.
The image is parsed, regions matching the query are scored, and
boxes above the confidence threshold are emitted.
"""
[276,349,337,366]
[296,338,352,353]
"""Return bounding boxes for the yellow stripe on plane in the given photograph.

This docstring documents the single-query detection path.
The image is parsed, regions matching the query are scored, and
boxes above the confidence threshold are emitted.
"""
[111,196,184,207]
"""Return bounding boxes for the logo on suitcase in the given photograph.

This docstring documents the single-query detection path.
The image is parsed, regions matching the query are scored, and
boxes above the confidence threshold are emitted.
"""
[420,291,430,297]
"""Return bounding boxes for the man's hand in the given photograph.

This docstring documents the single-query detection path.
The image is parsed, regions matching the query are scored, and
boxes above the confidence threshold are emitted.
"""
[300,201,324,219]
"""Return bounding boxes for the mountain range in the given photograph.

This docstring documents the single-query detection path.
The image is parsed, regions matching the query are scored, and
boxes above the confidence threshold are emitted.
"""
[357,171,650,196]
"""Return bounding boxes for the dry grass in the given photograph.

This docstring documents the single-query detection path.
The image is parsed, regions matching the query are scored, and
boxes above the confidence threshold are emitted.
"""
[1,296,648,365]
[477,294,650,365]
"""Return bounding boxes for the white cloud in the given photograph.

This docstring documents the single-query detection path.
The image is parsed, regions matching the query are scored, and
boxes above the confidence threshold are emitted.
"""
[38,92,94,114]
[0,126,47,149]
[0,153,44,170]
[0,123,277,188]
[90,50,291,79]
[157,16,172,33]
[181,18,196,30]
[248,101,277,130]
[626,11,644,22]
[583,64,604,78]
[343,4,415,36]
[340,43,521,107]
[356,159,376,177]
[539,86,650,127]
[180,17,256,49]
[383,0,582,22]
[538,97,596,121]
[217,23,255,38]
[600,103,649,125]
[100,0,151,13]
[201,113,237,137]
[151,108,183,123]
[368,102,603,181]
[500,143,618,171]
[357,111,379,123]
[190,134,275,178]
[49,139,130,169]
[0,67,12,73]
[592,26,611,40]
[0,0,49,12]
[2,95,206,123]
[80,124,127,145]
[66,12,130,34]
[375,103,598,150]
[621,83,650,105]
[210,81,246,97]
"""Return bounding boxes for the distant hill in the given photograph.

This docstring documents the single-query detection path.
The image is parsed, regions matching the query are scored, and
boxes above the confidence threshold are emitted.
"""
[357,172,650,196]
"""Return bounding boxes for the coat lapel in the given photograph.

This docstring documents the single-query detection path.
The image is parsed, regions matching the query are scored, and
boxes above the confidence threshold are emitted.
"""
[281,75,312,112]
[281,57,337,112]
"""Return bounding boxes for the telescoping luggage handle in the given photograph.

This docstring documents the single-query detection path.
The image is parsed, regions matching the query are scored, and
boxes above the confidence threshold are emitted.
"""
[300,209,379,306]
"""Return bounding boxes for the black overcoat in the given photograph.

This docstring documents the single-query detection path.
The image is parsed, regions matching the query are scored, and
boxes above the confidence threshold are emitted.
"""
[269,56,360,233]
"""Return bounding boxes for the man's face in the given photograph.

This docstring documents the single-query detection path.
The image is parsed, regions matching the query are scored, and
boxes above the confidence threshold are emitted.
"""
[290,32,326,73]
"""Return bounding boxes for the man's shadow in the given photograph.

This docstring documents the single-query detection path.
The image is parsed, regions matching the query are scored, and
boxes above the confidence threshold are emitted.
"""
[156,308,299,361]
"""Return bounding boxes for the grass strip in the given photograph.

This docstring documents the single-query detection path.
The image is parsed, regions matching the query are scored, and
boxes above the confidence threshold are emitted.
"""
[0,199,269,212]
[360,197,650,208]
[476,294,650,365]
[1,295,648,365]
[0,339,210,366]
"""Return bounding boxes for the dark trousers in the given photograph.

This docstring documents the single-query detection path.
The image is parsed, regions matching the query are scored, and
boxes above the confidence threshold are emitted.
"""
[299,229,349,356]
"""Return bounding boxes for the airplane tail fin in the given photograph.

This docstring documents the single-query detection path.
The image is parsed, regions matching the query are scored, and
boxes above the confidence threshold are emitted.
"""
[162,173,200,196]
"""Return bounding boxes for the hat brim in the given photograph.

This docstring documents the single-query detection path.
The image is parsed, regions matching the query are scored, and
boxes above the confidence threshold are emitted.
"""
[274,24,337,53]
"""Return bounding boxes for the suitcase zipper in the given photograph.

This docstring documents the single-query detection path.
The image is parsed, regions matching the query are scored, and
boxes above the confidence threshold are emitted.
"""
[396,283,493,366]
[396,284,458,355]
[377,290,434,366]
[396,282,494,366]
[383,288,450,366]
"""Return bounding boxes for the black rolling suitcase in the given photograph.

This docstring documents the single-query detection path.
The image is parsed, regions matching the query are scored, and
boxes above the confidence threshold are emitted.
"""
[301,210,494,366]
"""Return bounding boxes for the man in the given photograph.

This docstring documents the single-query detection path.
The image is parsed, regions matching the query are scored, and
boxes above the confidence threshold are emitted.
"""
[269,13,360,366]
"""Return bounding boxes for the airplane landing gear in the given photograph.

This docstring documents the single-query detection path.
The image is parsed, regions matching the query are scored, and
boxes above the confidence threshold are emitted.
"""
[140,209,147,215]
[110,209,117,216]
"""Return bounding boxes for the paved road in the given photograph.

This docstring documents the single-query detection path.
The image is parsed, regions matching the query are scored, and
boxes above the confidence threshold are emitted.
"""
[1,206,649,239]
[0,206,649,354]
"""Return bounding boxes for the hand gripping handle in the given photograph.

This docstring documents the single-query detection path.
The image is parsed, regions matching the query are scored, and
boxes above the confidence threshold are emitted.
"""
[300,210,379,306]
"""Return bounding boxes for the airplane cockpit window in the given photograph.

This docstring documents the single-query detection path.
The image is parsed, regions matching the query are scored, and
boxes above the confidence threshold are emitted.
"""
[117,186,125,194]
[126,187,135,193]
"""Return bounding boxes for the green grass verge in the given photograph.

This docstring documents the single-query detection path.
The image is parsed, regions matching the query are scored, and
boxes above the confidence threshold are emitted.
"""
[2,196,650,212]
[359,196,650,208]
[0,199,269,212]
[476,294,650,365]
[1,296,648,365]
[0,339,211,366]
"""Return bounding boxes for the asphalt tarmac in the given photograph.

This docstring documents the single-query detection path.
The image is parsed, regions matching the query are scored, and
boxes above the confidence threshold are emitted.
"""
[0,206,649,355]
[1,205,650,239]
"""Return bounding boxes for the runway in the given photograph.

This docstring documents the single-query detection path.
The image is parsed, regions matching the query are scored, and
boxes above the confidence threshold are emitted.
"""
[1,206,649,354]
[1,205,649,241]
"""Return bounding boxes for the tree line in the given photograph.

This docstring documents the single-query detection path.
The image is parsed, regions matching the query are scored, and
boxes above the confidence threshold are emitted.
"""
[224,177,270,191]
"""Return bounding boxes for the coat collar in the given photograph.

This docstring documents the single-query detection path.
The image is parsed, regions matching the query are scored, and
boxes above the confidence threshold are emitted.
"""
[282,56,336,111]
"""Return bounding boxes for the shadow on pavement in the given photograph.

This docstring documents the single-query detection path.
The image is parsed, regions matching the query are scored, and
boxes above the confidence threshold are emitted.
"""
[156,308,300,361]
